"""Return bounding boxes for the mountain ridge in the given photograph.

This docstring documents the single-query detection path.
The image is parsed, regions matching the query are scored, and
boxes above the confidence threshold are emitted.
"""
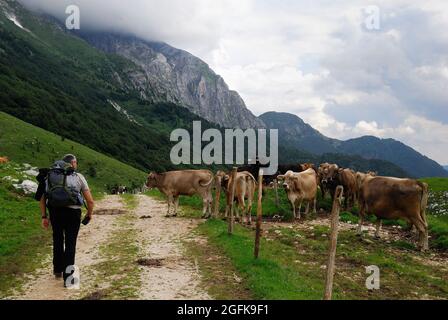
[1,0,445,178]
[260,111,448,178]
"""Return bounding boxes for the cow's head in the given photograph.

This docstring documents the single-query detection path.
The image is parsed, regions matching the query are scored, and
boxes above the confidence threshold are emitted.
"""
[277,170,294,191]
[356,171,377,189]
[146,172,160,189]
[214,171,228,190]
[300,163,315,172]
[320,163,338,183]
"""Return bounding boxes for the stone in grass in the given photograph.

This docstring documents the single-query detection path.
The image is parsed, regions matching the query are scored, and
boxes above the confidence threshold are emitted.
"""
[2,176,19,183]
[23,169,39,177]
[362,238,375,245]
[13,180,38,194]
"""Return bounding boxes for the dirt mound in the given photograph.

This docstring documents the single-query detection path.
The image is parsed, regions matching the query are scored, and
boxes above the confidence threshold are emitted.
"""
[94,209,128,215]
[137,258,164,267]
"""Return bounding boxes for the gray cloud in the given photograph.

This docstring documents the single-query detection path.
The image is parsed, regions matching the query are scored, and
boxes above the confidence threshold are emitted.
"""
[17,0,448,164]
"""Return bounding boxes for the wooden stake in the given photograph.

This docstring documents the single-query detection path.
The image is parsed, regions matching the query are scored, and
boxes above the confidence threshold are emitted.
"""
[228,167,238,235]
[254,169,264,259]
[214,181,221,218]
[323,185,344,300]
[273,178,279,208]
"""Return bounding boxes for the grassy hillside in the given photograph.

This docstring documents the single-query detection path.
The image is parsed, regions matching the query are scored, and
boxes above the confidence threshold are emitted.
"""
[0,111,148,297]
[0,160,51,297]
[340,136,448,178]
[0,1,207,172]
[0,112,146,193]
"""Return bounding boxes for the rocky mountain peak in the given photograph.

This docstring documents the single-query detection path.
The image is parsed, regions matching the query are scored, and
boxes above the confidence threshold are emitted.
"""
[79,32,265,129]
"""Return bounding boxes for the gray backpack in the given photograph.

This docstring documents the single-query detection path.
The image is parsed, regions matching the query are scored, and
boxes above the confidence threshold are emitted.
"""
[46,160,83,208]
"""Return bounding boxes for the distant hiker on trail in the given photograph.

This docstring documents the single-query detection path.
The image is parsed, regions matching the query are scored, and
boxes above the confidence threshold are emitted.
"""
[38,154,94,287]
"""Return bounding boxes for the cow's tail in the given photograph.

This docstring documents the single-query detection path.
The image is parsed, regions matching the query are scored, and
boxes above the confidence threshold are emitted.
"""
[417,181,429,227]
[246,172,256,183]
[245,172,257,188]
[200,174,214,187]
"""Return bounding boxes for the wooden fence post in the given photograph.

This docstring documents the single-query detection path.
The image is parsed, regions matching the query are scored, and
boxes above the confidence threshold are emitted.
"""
[323,185,344,300]
[214,182,221,218]
[254,169,264,259]
[228,167,238,235]
[273,178,279,208]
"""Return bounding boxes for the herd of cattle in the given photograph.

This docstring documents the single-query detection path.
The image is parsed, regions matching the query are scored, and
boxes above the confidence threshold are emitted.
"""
[145,163,429,251]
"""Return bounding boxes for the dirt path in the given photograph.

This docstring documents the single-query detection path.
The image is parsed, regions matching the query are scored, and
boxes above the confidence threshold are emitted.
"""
[134,195,210,299]
[7,195,210,300]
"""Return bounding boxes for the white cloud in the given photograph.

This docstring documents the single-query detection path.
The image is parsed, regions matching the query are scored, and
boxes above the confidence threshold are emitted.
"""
[18,0,448,164]
[354,121,386,137]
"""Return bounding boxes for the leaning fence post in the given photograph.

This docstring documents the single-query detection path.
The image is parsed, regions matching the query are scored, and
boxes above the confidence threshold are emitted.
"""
[323,185,344,300]
[273,178,279,208]
[228,167,238,235]
[214,180,221,218]
[254,169,264,259]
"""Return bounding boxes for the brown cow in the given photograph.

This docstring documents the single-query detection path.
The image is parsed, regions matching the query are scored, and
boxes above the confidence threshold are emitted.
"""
[318,163,339,200]
[146,170,214,218]
[358,175,429,251]
[355,171,377,201]
[337,168,357,210]
[277,168,318,219]
[0,156,9,164]
[219,171,257,224]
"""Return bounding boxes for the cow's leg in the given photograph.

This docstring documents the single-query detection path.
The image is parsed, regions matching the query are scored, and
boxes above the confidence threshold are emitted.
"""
[236,196,244,222]
[375,219,382,238]
[204,191,212,218]
[173,196,179,217]
[410,223,419,239]
[305,200,310,216]
[358,200,366,235]
[291,201,296,220]
[201,198,208,218]
[239,197,246,224]
[166,195,173,217]
[313,197,317,214]
[296,200,301,220]
[357,216,364,235]
[208,194,213,218]
[247,199,253,225]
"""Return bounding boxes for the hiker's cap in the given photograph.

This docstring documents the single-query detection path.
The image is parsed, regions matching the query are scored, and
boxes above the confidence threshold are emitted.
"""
[62,154,77,163]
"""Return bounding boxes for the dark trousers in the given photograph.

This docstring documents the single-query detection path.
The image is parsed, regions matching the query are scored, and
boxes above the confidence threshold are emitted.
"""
[49,207,81,280]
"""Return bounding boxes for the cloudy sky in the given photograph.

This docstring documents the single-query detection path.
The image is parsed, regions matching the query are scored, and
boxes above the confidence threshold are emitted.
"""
[19,0,448,164]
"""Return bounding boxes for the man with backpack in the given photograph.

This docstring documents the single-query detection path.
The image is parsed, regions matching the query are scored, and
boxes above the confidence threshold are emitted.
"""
[38,154,94,287]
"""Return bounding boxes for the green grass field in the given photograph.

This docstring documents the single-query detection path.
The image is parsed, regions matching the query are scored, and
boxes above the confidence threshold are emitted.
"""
[149,177,448,299]
[0,112,147,297]
[0,161,51,296]
[193,219,448,299]
[0,112,146,195]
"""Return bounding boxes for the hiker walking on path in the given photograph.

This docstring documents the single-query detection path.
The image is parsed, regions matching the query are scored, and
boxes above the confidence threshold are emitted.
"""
[38,154,94,287]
